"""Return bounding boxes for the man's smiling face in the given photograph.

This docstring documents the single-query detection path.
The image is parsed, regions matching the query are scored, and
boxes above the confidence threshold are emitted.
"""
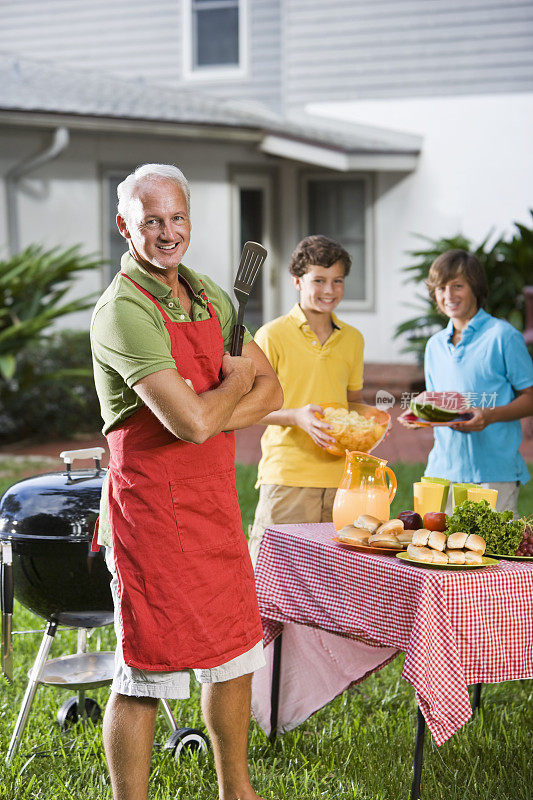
[117,178,191,270]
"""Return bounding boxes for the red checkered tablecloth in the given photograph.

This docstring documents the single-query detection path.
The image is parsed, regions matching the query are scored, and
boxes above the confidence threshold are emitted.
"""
[252,522,533,745]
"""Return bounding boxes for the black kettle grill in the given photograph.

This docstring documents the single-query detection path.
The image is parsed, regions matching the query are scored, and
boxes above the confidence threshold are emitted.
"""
[0,447,209,763]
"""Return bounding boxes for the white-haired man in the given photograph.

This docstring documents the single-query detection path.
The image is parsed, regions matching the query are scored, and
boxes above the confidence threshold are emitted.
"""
[90,163,282,800]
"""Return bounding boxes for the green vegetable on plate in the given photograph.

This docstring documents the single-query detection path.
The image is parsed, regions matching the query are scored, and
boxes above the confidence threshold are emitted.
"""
[446,500,525,556]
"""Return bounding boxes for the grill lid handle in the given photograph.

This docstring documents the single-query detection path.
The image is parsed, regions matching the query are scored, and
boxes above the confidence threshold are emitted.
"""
[60,447,106,474]
[1,542,14,683]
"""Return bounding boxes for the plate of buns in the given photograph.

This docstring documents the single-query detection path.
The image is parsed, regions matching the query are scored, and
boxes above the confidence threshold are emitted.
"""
[396,530,499,569]
[334,515,408,555]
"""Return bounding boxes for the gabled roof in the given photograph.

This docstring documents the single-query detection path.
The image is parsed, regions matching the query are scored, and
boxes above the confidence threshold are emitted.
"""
[0,52,422,171]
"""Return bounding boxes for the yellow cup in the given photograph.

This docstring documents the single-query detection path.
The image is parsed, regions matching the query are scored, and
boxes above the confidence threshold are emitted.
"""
[466,487,498,509]
[452,483,478,509]
[421,477,450,511]
[413,482,446,518]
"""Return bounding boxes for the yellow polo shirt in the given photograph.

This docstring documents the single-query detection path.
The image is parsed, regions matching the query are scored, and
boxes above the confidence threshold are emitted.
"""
[255,304,364,488]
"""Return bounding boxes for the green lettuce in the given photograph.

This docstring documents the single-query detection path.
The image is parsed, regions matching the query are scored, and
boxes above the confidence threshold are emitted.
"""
[446,500,525,555]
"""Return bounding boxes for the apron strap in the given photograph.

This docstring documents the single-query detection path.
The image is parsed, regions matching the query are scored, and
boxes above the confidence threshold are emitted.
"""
[121,273,172,322]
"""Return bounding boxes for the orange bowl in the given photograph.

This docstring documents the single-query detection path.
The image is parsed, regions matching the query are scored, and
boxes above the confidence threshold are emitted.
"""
[316,402,391,456]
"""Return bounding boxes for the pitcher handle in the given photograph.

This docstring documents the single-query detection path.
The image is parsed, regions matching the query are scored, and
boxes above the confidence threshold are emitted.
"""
[385,467,397,503]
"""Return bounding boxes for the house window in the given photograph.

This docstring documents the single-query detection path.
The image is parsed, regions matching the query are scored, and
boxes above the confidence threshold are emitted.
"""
[305,176,373,309]
[184,0,247,78]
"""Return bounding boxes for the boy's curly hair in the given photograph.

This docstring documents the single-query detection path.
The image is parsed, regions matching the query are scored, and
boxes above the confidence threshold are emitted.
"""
[289,235,351,277]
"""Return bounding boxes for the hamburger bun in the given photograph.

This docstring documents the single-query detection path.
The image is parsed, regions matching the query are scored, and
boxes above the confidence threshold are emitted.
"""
[397,531,414,545]
[412,529,431,547]
[446,549,466,564]
[354,514,382,533]
[406,544,434,563]
[428,531,447,552]
[376,519,404,537]
[337,526,370,546]
[465,534,486,555]
[431,550,449,565]
[465,550,483,565]
[368,531,401,548]
[447,532,468,549]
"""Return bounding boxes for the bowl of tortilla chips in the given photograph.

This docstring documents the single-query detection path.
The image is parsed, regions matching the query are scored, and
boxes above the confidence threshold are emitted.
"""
[316,402,391,456]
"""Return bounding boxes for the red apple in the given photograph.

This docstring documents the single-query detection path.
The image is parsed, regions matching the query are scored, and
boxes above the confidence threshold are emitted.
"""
[422,512,447,532]
[396,511,423,531]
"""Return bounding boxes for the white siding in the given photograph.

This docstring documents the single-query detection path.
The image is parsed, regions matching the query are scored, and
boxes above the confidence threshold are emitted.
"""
[1,0,282,110]
[284,0,533,107]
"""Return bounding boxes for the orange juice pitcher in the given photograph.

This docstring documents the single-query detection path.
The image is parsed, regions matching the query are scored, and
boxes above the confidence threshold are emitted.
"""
[332,451,397,531]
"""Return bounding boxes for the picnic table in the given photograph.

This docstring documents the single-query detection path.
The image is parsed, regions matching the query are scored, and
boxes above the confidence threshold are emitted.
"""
[251,522,533,798]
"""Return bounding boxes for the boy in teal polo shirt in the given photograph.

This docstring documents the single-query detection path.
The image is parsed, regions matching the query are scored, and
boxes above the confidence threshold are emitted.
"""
[424,249,533,514]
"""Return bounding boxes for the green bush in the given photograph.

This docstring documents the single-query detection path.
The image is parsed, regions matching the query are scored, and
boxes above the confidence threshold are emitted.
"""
[0,330,101,443]
[394,212,533,362]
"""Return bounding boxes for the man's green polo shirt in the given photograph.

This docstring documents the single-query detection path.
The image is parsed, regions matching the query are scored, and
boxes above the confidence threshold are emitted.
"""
[90,252,252,547]
[91,252,252,435]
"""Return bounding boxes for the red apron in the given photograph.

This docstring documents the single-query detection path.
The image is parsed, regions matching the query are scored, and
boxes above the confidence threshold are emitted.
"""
[92,275,263,671]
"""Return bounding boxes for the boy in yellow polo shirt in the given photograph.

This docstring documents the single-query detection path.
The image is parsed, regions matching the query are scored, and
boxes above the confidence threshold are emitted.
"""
[249,234,364,564]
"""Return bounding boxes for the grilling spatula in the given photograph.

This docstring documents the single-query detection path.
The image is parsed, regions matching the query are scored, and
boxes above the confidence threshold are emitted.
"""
[230,241,268,356]
[1,542,14,683]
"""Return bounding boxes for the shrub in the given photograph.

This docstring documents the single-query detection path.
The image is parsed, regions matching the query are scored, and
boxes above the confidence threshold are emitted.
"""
[0,330,101,443]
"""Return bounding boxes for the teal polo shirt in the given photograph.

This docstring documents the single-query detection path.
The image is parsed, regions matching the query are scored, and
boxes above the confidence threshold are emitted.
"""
[424,308,533,484]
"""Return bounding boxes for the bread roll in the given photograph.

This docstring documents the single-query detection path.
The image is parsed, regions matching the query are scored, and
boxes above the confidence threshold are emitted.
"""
[428,531,447,552]
[376,519,404,537]
[447,532,468,549]
[354,514,382,533]
[412,529,431,547]
[398,531,414,545]
[431,550,449,564]
[465,534,486,555]
[368,531,401,548]
[465,551,483,565]
[337,526,370,546]
[446,549,466,564]
[406,544,434,563]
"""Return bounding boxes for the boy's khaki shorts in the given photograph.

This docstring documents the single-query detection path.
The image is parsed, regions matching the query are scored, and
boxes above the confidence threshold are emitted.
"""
[249,484,337,566]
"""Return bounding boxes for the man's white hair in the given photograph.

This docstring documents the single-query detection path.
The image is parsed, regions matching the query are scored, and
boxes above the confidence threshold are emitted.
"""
[117,163,191,219]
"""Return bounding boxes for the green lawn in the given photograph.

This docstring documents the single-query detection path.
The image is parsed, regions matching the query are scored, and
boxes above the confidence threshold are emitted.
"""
[0,460,530,799]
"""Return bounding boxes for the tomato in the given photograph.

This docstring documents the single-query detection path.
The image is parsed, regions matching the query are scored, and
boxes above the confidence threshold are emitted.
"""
[422,512,447,532]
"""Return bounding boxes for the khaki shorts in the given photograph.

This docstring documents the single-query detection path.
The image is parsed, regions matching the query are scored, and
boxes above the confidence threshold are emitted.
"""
[249,484,337,566]
[444,481,520,516]
[105,548,265,699]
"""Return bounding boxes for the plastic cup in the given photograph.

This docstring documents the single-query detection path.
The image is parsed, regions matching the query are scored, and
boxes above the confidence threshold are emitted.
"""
[413,482,446,518]
[466,487,498,509]
[421,477,450,512]
[452,483,479,509]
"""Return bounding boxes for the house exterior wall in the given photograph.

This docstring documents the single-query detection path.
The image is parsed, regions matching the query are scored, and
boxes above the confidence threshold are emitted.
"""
[2,0,283,111]
[283,0,533,107]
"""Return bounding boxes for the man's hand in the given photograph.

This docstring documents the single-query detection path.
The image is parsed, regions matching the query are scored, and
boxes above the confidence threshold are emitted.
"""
[221,352,256,396]
[294,404,336,449]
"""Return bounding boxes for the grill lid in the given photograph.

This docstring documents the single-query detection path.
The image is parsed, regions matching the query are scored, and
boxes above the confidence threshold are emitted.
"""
[0,448,106,542]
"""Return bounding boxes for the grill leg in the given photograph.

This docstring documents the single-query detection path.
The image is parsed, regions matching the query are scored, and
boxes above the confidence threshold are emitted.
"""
[472,683,482,715]
[161,699,178,732]
[410,707,426,800]
[6,620,58,763]
[269,631,283,743]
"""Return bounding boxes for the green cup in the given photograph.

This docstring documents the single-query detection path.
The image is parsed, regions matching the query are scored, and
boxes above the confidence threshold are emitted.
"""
[422,476,450,512]
[452,482,478,509]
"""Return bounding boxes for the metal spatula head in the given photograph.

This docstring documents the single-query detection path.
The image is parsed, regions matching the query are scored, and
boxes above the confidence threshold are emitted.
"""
[234,241,268,303]
[230,241,267,356]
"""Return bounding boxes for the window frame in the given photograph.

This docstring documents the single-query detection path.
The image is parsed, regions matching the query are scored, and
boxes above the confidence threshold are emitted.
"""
[101,167,135,286]
[183,0,249,82]
[300,171,375,312]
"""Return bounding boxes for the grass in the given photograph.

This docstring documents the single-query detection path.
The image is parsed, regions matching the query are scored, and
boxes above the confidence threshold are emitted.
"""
[0,460,531,799]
